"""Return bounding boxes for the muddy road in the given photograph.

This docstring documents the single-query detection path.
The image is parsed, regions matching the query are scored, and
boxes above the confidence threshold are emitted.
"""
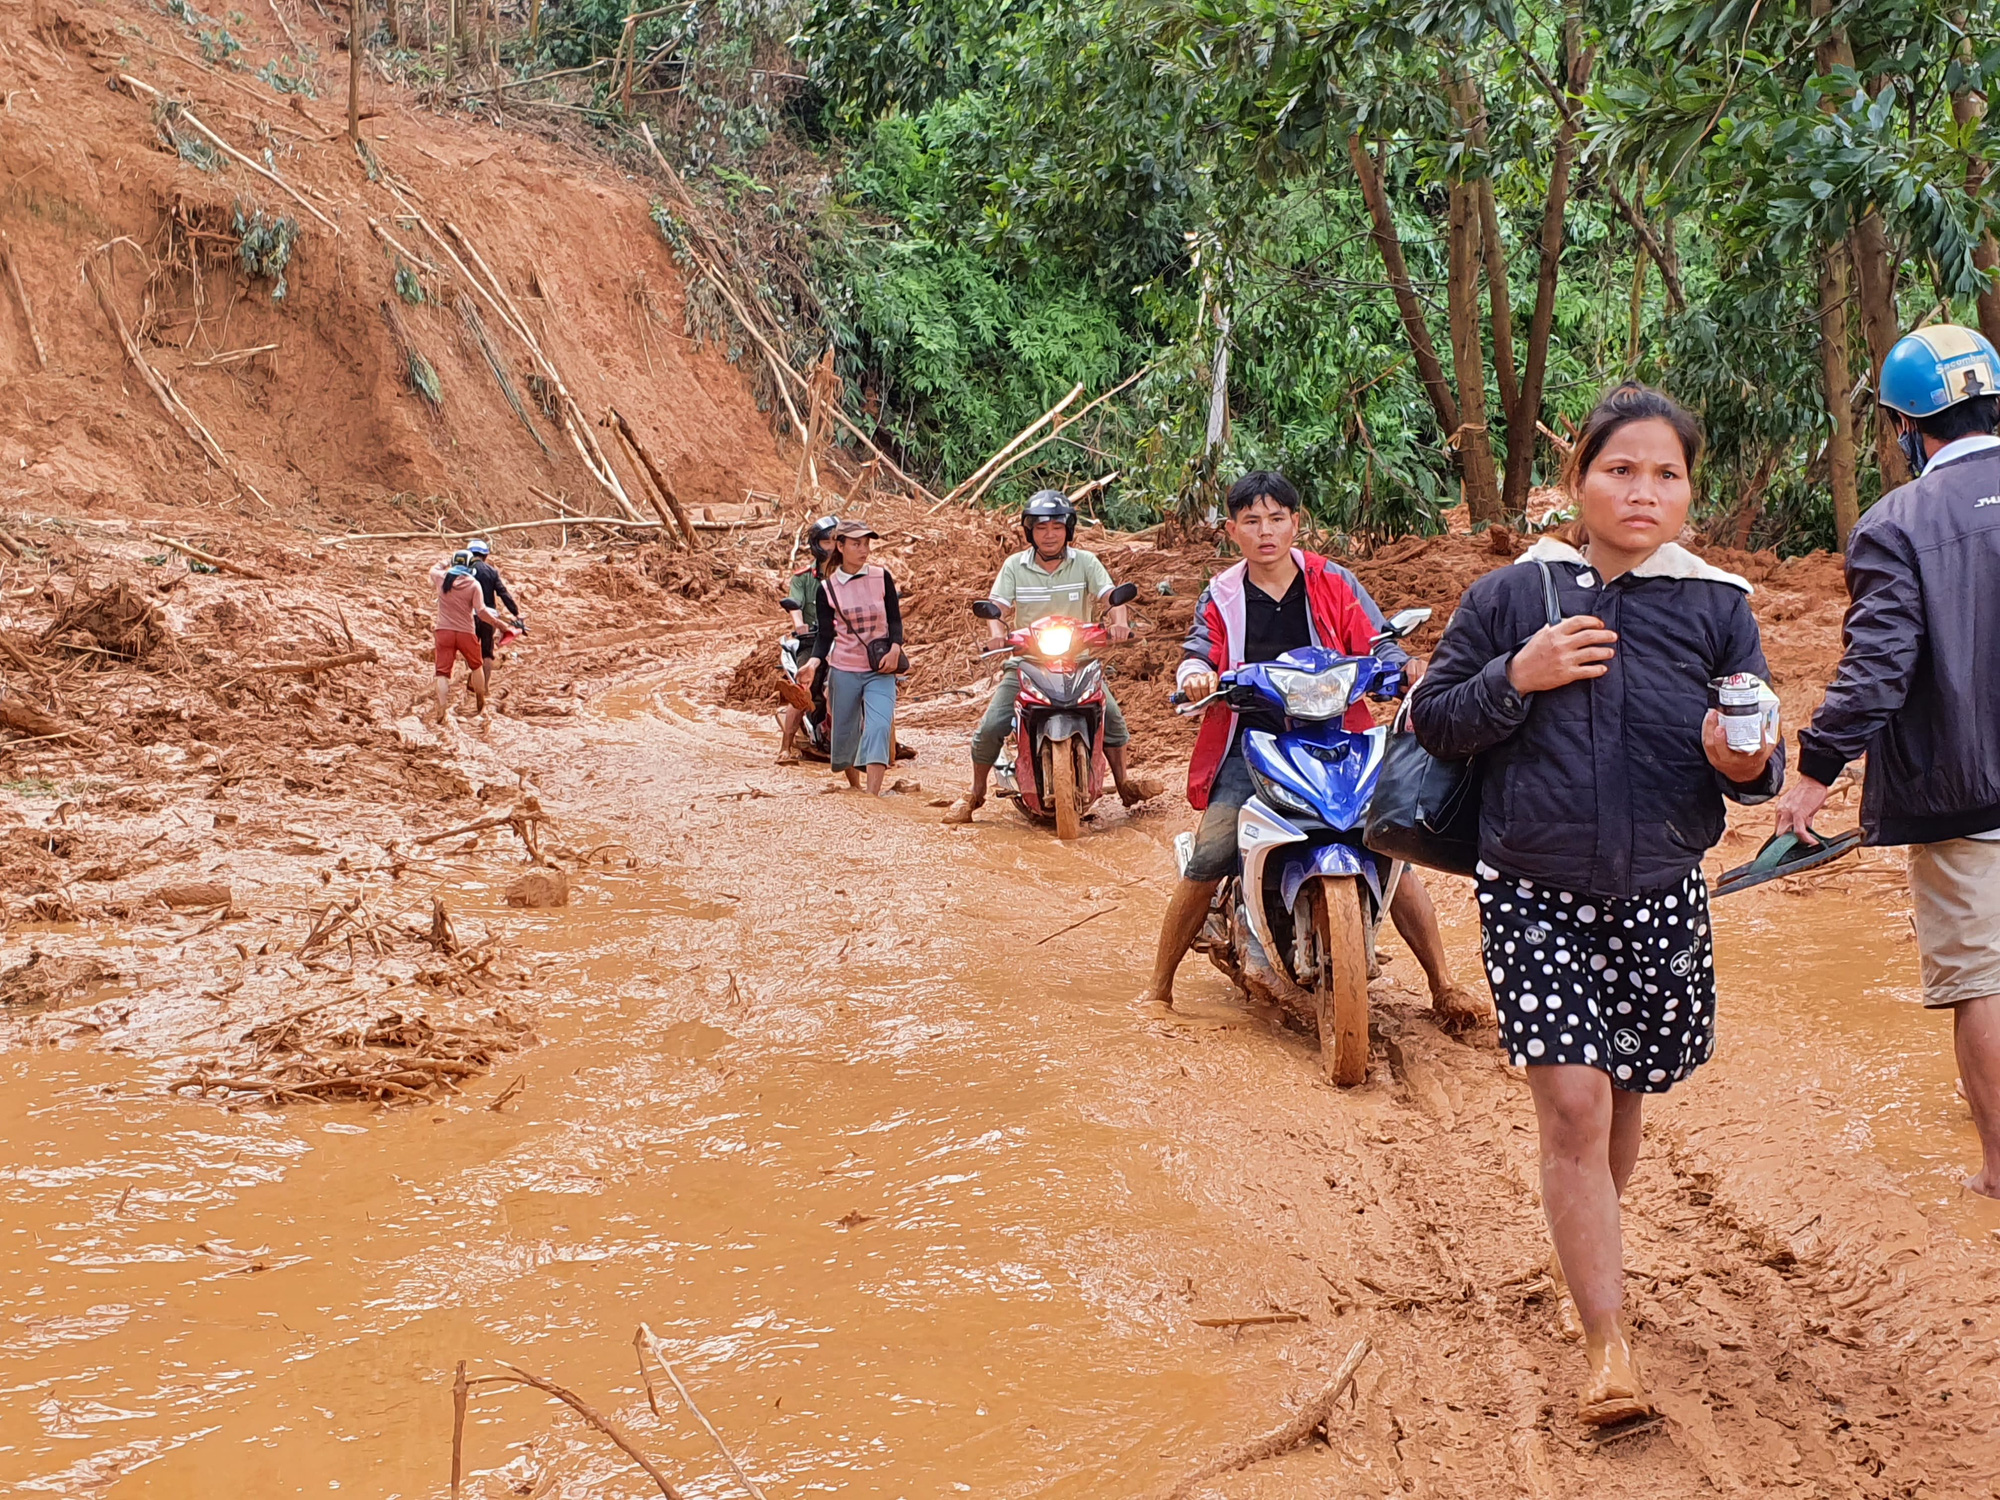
[4,632,2000,1499]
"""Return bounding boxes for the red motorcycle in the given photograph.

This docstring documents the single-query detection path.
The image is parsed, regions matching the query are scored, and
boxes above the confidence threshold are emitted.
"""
[970,582,1137,839]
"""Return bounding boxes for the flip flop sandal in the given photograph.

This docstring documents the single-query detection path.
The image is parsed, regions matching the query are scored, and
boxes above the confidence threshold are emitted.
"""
[1715,827,1863,898]
[777,680,813,713]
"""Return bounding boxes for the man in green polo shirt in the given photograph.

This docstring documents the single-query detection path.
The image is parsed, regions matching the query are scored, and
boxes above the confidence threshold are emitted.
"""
[944,491,1162,824]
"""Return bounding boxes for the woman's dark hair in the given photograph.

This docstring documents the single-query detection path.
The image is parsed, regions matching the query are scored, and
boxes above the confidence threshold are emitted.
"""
[1561,382,1703,495]
[1225,470,1302,518]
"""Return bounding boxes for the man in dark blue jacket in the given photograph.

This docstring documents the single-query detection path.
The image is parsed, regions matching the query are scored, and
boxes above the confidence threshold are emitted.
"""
[1775,324,2000,1198]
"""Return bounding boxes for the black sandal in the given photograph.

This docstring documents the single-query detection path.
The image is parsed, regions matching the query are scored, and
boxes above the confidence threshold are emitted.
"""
[1714,827,1863,897]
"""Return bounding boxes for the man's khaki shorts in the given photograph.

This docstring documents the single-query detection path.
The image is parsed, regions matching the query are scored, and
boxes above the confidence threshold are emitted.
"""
[1909,837,2000,1007]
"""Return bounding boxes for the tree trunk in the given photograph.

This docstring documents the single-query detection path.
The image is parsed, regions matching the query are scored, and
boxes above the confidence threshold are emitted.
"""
[1725,445,1783,550]
[1817,249,1862,549]
[1448,181,1502,522]
[1502,24,1592,516]
[1850,213,1908,487]
[1448,69,1518,447]
[1347,133,1458,439]
[1953,76,2000,347]
[348,0,363,143]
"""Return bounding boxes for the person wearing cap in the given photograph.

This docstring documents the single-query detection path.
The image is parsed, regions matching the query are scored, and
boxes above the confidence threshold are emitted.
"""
[1774,323,2000,1197]
[779,515,839,763]
[464,538,525,688]
[429,548,508,723]
[943,490,1163,823]
[799,520,905,794]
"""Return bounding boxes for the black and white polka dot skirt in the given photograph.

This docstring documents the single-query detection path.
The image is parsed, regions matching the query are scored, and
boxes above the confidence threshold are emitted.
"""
[1475,862,1716,1093]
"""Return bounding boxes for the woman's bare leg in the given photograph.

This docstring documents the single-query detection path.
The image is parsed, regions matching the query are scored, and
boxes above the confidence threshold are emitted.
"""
[1528,1063,1650,1421]
[865,762,886,795]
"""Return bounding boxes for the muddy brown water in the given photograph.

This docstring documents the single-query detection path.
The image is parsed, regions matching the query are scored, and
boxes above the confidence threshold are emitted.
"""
[2,672,1995,1496]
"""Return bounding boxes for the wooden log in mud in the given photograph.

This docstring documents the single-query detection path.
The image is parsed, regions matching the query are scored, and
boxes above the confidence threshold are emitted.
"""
[147,534,268,579]
[1161,1334,1372,1500]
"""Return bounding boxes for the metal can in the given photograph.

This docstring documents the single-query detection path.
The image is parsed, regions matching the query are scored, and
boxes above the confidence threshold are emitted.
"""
[1711,672,1765,752]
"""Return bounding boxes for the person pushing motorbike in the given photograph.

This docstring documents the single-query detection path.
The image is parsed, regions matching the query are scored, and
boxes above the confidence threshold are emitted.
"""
[1134,471,1485,1029]
[943,491,1163,823]
[778,514,839,763]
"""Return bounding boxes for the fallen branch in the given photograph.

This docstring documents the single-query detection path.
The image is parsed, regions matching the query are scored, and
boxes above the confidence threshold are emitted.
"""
[637,124,939,503]
[84,254,271,508]
[1192,1311,1309,1329]
[1162,1336,1372,1500]
[148,534,267,578]
[945,381,1083,504]
[637,1325,770,1500]
[329,516,584,545]
[1,234,48,368]
[236,648,379,676]
[0,630,49,679]
[1035,906,1117,946]
[117,76,341,234]
[609,408,701,549]
[413,799,549,848]
[462,1363,685,1499]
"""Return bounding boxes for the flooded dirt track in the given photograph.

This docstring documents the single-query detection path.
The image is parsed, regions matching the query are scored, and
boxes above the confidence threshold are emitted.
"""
[4,646,2000,1498]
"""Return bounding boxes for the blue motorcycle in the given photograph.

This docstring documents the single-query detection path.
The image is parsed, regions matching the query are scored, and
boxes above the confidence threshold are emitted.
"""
[1173,606,1431,1084]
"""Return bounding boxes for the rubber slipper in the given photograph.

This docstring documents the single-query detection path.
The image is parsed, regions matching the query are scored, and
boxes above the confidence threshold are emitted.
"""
[776,680,812,713]
[1715,827,1863,897]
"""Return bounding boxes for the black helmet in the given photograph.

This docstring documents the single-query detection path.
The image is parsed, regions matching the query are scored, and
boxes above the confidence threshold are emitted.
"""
[1021,489,1076,547]
[807,514,841,563]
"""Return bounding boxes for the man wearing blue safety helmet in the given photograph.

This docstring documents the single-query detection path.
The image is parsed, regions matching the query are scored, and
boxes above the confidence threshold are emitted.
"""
[1775,323,2000,1197]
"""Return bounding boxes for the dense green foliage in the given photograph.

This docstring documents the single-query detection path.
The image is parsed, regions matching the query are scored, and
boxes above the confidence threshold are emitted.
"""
[519,0,2000,549]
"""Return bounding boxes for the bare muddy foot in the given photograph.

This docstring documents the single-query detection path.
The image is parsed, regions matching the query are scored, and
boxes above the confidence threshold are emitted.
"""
[1119,776,1165,808]
[941,798,977,825]
[1577,1324,1654,1427]
[1429,981,1490,1034]
[1964,1169,2000,1200]
[1134,985,1175,1014]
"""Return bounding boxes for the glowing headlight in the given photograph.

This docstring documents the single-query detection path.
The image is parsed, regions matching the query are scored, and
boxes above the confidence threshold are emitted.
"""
[1267,662,1357,720]
[1035,625,1075,657]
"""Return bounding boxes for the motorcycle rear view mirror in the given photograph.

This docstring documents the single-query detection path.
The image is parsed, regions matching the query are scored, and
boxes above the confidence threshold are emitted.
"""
[1105,582,1139,607]
[1384,607,1432,638]
[971,600,1005,620]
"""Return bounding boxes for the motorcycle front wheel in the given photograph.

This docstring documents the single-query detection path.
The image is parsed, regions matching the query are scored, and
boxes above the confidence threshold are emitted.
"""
[1046,737,1087,840]
[1301,875,1370,1085]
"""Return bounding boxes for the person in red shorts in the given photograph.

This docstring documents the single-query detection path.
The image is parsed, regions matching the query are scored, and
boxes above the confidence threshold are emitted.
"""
[429,550,507,723]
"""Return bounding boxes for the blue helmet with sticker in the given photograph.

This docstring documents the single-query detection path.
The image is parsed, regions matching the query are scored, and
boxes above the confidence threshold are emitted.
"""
[1879,324,2000,418]
[466,538,491,558]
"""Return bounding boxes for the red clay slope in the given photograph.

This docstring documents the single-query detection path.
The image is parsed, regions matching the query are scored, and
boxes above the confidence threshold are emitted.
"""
[0,0,789,531]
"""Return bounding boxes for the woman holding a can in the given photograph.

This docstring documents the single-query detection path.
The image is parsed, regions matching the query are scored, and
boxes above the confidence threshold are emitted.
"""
[1410,383,1781,1424]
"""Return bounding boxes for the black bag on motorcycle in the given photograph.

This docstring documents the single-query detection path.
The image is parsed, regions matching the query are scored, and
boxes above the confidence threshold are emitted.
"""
[1363,559,1564,877]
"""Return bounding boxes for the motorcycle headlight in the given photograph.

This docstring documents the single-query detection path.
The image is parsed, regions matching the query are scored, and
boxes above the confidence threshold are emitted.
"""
[1034,624,1074,657]
[1249,762,1315,818]
[1267,662,1357,720]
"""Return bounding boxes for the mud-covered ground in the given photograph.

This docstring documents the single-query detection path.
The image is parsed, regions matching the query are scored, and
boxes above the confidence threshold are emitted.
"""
[2,496,1998,1497]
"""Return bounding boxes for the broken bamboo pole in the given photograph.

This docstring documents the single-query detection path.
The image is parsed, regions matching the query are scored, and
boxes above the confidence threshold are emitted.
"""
[943,382,1083,506]
[116,76,341,235]
[635,124,938,502]
[440,217,646,523]
[609,408,701,548]
[636,1325,769,1500]
[85,257,272,508]
[238,648,379,675]
[1,236,47,368]
[148,534,268,578]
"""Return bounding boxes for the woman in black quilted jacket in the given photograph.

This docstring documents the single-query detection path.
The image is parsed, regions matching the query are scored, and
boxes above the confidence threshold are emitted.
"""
[1410,383,1782,1426]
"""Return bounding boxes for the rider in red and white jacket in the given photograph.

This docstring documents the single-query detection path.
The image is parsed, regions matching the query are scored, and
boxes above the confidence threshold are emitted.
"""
[1138,471,1483,1030]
